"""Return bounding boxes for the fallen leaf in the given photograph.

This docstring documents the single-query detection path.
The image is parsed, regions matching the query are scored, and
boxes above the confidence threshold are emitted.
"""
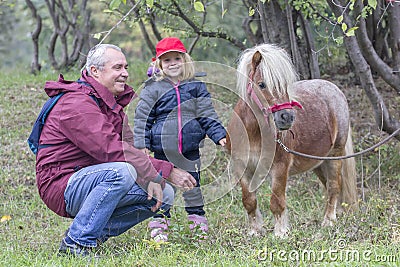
[1,215,12,222]
[142,238,168,250]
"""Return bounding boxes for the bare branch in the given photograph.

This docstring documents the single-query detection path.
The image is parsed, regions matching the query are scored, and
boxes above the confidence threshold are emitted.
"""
[98,2,138,45]
[130,0,155,53]
[152,1,246,50]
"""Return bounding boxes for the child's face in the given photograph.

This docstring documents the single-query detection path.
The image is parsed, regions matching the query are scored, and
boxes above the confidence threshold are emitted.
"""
[159,52,184,80]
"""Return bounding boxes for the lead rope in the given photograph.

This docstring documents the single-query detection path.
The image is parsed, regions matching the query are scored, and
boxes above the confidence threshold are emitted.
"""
[275,127,400,160]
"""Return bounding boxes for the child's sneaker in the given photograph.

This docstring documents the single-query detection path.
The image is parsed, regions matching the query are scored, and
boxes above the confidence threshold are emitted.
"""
[187,214,208,240]
[148,218,169,242]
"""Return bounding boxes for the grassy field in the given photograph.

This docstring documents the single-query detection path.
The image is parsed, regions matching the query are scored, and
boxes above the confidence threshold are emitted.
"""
[0,69,399,267]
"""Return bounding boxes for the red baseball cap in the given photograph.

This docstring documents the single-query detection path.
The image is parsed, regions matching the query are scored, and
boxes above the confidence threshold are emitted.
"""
[155,37,187,59]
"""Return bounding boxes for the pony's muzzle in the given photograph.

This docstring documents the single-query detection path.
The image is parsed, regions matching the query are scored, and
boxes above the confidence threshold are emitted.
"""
[273,109,296,130]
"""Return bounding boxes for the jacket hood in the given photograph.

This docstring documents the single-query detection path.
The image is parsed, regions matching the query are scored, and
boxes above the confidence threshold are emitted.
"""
[44,74,90,97]
[44,72,137,108]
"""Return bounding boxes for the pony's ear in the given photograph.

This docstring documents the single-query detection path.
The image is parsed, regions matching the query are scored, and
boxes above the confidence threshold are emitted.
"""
[252,51,262,70]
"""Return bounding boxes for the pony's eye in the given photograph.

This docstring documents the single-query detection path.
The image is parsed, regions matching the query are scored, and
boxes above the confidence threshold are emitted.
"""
[258,82,266,89]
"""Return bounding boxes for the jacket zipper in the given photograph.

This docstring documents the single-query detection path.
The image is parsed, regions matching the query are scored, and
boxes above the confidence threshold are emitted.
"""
[173,81,183,153]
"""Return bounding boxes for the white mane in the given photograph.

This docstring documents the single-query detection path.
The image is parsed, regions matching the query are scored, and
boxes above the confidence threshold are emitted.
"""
[236,44,298,100]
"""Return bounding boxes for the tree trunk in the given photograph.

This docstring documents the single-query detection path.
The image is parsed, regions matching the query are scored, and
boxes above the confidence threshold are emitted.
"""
[25,0,42,74]
[299,13,320,79]
[328,0,400,140]
[388,1,400,72]
[354,1,400,94]
[258,1,269,43]
[286,2,307,79]
[263,0,290,48]
[366,1,389,62]
[35,0,91,70]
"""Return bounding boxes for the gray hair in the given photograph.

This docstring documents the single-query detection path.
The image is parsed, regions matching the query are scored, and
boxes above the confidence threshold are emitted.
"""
[85,44,122,74]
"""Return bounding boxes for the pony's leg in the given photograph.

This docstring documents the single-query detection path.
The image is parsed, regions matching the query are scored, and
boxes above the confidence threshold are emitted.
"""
[314,160,342,227]
[270,171,289,237]
[234,158,265,236]
[230,157,264,235]
[240,175,265,236]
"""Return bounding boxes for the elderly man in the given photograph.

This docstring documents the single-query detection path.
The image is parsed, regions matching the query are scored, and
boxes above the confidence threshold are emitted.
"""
[35,44,196,256]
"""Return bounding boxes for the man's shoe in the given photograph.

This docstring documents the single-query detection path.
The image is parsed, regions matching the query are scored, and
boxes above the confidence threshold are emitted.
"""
[58,238,92,257]
[64,227,105,245]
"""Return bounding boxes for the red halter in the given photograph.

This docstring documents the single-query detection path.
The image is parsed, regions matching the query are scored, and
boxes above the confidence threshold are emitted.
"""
[267,100,303,113]
[246,77,303,118]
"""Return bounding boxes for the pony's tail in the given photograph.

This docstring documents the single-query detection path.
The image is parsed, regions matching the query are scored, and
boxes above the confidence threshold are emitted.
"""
[339,127,359,211]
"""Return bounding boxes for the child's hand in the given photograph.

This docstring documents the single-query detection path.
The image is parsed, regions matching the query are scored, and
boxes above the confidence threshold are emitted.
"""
[219,138,226,147]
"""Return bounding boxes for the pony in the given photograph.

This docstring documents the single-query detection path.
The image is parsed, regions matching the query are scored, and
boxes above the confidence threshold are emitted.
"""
[225,44,358,237]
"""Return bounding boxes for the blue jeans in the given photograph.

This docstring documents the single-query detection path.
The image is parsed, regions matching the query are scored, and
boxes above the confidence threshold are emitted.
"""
[64,162,174,247]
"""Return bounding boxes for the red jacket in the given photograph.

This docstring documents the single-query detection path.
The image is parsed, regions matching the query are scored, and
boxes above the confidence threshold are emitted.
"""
[36,71,173,217]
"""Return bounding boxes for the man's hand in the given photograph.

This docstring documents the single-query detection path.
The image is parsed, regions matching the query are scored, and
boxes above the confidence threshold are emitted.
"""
[167,168,197,191]
[147,181,163,212]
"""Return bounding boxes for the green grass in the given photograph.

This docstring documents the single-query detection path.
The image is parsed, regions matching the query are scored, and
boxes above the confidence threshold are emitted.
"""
[0,70,399,266]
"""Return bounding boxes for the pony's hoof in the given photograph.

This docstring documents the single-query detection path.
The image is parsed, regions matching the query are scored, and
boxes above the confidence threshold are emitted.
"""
[248,227,266,236]
[321,218,334,227]
[274,228,289,238]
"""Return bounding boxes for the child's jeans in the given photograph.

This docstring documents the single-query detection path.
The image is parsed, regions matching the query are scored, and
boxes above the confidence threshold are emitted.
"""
[154,150,205,217]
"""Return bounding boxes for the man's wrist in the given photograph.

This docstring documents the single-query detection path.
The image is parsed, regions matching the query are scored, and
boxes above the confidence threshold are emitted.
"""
[153,172,166,184]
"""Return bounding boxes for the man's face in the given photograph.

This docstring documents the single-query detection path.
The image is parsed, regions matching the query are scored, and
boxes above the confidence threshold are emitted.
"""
[91,48,129,96]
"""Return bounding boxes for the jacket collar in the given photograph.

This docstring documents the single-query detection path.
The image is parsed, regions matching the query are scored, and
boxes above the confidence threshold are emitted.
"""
[44,74,92,97]
[81,70,136,111]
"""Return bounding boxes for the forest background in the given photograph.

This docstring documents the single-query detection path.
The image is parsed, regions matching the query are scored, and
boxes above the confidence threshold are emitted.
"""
[0,0,399,266]
[1,0,399,136]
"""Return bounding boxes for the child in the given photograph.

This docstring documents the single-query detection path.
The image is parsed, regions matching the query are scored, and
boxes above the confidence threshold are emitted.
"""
[134,37,226,241]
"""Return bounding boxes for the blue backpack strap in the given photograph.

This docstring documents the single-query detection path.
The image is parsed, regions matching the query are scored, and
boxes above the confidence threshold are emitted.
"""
[27,92,65,154]
[77,79,100,106]
[77,78,92,88]
[89,94,99,106]
[27,84,100,155]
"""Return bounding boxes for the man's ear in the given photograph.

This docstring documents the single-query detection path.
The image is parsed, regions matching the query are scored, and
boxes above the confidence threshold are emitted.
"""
[90,66,99,77]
